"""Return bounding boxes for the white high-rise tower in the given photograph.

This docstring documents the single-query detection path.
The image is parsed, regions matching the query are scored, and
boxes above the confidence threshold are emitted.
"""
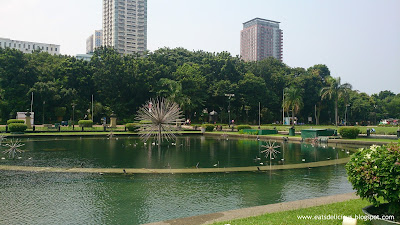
[103,0,147,55]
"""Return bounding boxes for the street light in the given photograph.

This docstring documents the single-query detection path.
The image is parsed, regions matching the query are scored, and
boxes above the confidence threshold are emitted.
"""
[345,104,351,126]
[71,103,76,130]
[225,94,235,127]
[42,101,45,125]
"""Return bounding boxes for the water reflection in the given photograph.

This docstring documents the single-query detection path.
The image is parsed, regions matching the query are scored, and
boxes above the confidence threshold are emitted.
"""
[0,165,353,224]
[0,136,363,170]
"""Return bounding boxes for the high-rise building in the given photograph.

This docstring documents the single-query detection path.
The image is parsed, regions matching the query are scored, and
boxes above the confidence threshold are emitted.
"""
[240,18,283,62]
[86,35,94,54]
[103,0,147,55]
[0,37,60,55]
[86,30,103,54]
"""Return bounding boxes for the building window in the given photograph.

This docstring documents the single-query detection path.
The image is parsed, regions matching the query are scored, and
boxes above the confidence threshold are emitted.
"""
[55,48,57,52]
[46,47,48,51]
[28,45,30,49]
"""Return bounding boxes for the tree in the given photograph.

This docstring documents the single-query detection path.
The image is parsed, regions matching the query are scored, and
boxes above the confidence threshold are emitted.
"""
[283,87,303,125]
[320,77,352,126]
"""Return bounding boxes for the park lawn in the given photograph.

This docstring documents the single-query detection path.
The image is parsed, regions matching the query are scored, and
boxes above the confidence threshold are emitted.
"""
[1,130,201,137]
[213,198,372,225]
[222,124,399,135]
[208,131,397,145]
[354,138,398,143]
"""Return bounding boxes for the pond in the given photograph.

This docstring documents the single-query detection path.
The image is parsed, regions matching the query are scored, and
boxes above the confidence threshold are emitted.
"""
[0,135,366,224]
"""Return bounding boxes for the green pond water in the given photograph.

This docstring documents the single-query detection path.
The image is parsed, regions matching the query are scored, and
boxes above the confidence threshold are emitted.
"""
[0,136,366,224]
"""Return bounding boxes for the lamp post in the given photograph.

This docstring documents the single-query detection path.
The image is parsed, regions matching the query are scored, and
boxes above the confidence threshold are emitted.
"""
[71,103,76,130]
[42,101,45,125]
[225,94,234,127]
[282,89,285,125]
[345,104,350,126]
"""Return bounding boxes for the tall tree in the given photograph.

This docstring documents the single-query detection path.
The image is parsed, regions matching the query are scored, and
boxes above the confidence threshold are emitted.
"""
[283,87,303,125]
[320,77,352,126]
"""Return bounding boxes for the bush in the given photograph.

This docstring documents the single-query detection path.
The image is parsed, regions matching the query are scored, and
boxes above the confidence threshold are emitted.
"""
[78,120,93,127]
[126,123,140,132]
[8,123,27,132]
[346,144,400,217]
[237,125,252,131]
[339,127,360,139]
[7,119,25,125]
[202,124,215,132]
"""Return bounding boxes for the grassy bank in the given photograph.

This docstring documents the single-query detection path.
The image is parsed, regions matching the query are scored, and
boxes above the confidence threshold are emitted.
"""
[213,198,372,225]
[209,131,398,144]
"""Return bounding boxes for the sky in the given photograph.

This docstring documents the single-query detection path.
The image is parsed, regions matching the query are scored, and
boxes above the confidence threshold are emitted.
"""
[0,0,399,95]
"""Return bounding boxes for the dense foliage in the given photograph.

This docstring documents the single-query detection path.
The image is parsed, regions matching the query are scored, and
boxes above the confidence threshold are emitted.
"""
[339,127,360,139]
[0,46,398,125]
[8,123,27,132]
[346,144,400,217]
[125,123,140,132]
[6,119,25,124]
[203,124,215,132]
[78,120,93,127]
[237,125,252,131]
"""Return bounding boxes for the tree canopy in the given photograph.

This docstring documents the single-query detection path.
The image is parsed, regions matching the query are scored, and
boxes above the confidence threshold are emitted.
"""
[0,46,397,125]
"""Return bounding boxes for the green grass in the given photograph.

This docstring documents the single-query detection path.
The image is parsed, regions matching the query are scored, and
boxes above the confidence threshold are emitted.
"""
[353,138,398,143]
[220,125,399,135]
[207,131,398,144]
[0,130,201,136]
[213,199,372,225]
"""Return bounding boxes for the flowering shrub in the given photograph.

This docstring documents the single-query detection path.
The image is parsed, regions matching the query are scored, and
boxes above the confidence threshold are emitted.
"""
[346,144,400,217]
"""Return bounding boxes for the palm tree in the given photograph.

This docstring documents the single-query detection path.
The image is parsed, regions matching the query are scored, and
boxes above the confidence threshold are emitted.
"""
[283,87,303,126]
[320,77,352,126]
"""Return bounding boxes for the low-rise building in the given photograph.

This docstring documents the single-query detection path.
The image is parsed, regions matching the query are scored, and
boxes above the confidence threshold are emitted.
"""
[0,37,60,55]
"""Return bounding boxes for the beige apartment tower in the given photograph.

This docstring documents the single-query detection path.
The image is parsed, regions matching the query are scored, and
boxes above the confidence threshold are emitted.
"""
[103,0,147,55]
[240,18,283,62]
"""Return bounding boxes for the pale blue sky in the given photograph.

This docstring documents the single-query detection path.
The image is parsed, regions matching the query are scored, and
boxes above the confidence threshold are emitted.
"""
[1,0,399,94]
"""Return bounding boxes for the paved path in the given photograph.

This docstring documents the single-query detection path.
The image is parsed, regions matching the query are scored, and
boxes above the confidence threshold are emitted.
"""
[144,192,359,225]
[0,157,349,174]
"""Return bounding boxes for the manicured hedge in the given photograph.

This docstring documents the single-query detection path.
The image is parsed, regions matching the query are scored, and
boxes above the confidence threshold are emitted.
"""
[9,123,27,132]
[237,125,252,131]
[7,119,25,125]
[202,124,215,132]
[126,123,140,132]
[339,127,360,139]
[78,120,93,127]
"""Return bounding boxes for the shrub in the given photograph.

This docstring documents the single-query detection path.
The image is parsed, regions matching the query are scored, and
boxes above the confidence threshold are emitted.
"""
[8,123,27,132]
[202,124,215,132]
[126,123,140,132]
[346,144,400,217]
[78,120,93,127]
[237,125,252,131]
[339,127,360,139]
[7,119,25,125]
